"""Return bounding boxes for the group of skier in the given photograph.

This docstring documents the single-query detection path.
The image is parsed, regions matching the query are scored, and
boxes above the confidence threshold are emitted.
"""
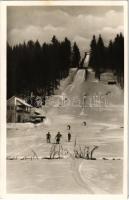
[46,121,86,144]
[46,125,72,144]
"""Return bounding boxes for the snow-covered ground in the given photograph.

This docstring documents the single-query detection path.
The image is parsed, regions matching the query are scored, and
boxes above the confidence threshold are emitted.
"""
[7,160,122,194]
[7,69,124,194]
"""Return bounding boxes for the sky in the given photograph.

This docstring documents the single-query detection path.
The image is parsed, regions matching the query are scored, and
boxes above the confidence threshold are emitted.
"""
[7,6,124,52]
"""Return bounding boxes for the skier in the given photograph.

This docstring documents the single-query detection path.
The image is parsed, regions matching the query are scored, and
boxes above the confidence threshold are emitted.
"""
[68,132,71,142]
[56,132,62,144]
[83,121,87,126]
[46,132,51,143]
[67,125,71,130]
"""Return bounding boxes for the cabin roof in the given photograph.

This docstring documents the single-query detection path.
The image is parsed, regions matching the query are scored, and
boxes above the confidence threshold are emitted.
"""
[7,96,32,108]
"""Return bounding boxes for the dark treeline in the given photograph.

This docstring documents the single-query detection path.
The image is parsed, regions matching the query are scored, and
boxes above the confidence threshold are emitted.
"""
[7,33,124,105]
[89,33,124,88]
[7,36,81,102]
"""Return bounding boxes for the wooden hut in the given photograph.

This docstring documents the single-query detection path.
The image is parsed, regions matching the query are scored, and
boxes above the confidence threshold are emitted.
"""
[7,96,32,123]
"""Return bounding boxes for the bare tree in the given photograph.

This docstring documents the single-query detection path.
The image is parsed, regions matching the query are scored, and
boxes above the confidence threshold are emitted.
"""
[90,145,98,160]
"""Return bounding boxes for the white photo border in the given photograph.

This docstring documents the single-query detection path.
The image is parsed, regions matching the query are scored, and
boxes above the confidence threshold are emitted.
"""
[0,1,128,200]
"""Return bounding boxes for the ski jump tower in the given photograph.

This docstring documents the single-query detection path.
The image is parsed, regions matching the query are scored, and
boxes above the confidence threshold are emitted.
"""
[79,51,90,80]
[80,52,87,68]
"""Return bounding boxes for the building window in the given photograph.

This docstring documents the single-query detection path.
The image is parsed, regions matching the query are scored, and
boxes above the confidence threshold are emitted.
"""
[7,105,14,110]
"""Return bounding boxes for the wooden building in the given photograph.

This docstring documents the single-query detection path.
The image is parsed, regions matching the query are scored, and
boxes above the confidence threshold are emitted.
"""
[7,96,32,123]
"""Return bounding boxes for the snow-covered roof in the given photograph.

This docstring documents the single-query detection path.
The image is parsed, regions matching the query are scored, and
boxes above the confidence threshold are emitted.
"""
[101,72,114,77]
[7,96,32,107]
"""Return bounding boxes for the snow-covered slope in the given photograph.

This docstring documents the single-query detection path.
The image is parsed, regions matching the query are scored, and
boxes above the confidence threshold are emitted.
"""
[44,68,123,117]
[63,69,123,104]
[7,68,124,195]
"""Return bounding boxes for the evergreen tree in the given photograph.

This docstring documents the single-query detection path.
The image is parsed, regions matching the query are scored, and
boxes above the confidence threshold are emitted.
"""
[97,34,105,71]
[7,36,73,102]
[60,37,72,78]
[88,35,97,71]
[71,42,81,68]
[108,40,113,70]
[112,33,124,88]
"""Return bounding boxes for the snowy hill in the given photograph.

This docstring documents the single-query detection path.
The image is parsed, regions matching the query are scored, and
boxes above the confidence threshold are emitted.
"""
[62,68,123,104]
[7,67,124,195]
[44,68,123,117]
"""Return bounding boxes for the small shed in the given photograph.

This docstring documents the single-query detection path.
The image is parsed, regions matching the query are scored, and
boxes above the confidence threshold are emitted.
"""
[30,110,46,123]
[100,72,117,84]
[7,96,32,123]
